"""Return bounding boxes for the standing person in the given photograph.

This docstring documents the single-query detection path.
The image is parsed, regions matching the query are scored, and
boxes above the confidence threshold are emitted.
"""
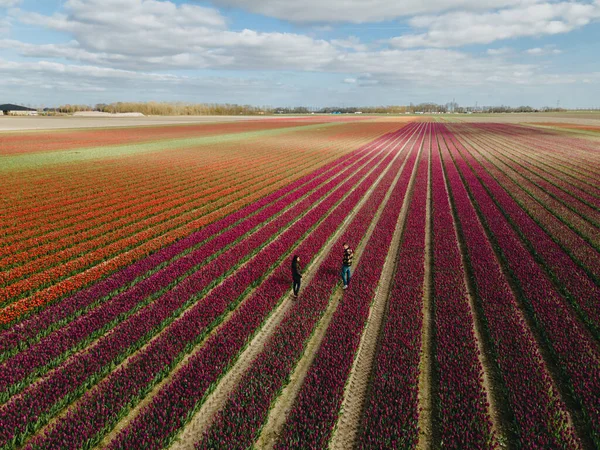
[341,243,353,289]
[291,255,302,298]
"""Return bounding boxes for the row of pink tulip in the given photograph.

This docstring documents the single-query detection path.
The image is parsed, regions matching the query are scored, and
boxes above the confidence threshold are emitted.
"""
[23,127,414,450]
[273,125,426,449]
[195,123,424,450]
[443,125,600,448]
[430,124,493,448]
[357,128,430,448]
[439,125,579,448]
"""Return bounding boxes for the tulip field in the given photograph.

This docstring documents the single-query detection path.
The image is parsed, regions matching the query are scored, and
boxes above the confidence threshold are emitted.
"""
[1,115,599,449]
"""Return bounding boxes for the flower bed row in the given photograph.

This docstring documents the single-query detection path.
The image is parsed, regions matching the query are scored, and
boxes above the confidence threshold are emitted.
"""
[0,136,382,360]
[195,123,424,450]
[430,124,493,448]
[0,140,385,400]
[1,120,393,224]
[448,129,600,336]
[273,125,425,449]
[358,128,429,449]
[23,128,408,450]
[443,125,600,447]
[439,125,578,448]
[0,128,397,322]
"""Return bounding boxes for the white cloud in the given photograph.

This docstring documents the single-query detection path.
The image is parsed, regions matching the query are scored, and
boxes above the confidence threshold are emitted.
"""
[331,36,368,52]
[343,78,357,83]
[390,1,600,48]
[207,0,535,24]
[0,0,21,8]
[486,47,512,56]
[525,46,562,55]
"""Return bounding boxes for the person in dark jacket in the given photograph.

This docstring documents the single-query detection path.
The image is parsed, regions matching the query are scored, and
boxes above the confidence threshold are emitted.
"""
[291,255,302,297]
[341,243,353,289]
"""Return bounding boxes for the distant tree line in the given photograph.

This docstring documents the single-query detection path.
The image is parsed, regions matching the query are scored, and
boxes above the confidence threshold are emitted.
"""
[44,101,579,116]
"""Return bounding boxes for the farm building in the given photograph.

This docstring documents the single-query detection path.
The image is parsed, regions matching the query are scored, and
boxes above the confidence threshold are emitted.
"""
[0,104,38,116]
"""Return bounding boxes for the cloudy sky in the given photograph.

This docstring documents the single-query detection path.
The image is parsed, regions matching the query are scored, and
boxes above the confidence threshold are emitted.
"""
[1,0,599,107]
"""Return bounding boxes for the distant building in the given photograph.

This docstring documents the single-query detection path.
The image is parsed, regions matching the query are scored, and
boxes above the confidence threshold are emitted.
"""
[0,104,38,116]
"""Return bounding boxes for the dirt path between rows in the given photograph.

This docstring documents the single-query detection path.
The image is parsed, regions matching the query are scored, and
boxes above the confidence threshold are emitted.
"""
[417,133,436,450]
[327,126,425,450]
[170,126,422,450]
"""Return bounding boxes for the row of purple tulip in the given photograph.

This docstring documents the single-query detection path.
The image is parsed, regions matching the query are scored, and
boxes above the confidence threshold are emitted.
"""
[2,128,402,448]
[443,125,600,447]
[194,123,424,450]
[100,127,412,450]
[357,127,430,449]
[273,125,426,449]
[449,128,600,337]
[0,131,384,401]
[430,125,494,448]
[439,126,579,448]
[24,127,414,450]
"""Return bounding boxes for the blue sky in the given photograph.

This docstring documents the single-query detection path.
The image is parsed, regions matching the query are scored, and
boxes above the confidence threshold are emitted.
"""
[1,0,599,107]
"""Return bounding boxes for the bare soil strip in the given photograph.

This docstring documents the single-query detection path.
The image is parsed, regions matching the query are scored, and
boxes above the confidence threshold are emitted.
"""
[252,126,423,450]
[452,132,597,450]
[437,136,511,448]
[327,125,425,450]
[417,134,436,450]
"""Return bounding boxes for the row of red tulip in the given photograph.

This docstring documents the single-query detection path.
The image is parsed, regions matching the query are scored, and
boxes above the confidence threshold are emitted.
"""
[273,125,426,449]
[20,129,408,450]
[439,126,579,448]
[473,132,600,231]
[357,127,430,449]
[430,125,493,448]
[443,125,600,447]
[195,124,423,449]
[473,123,600,182]
[0,157,298,300]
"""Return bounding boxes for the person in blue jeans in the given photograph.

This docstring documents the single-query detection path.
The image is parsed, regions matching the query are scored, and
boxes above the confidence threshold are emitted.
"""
[341,243,353,289]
